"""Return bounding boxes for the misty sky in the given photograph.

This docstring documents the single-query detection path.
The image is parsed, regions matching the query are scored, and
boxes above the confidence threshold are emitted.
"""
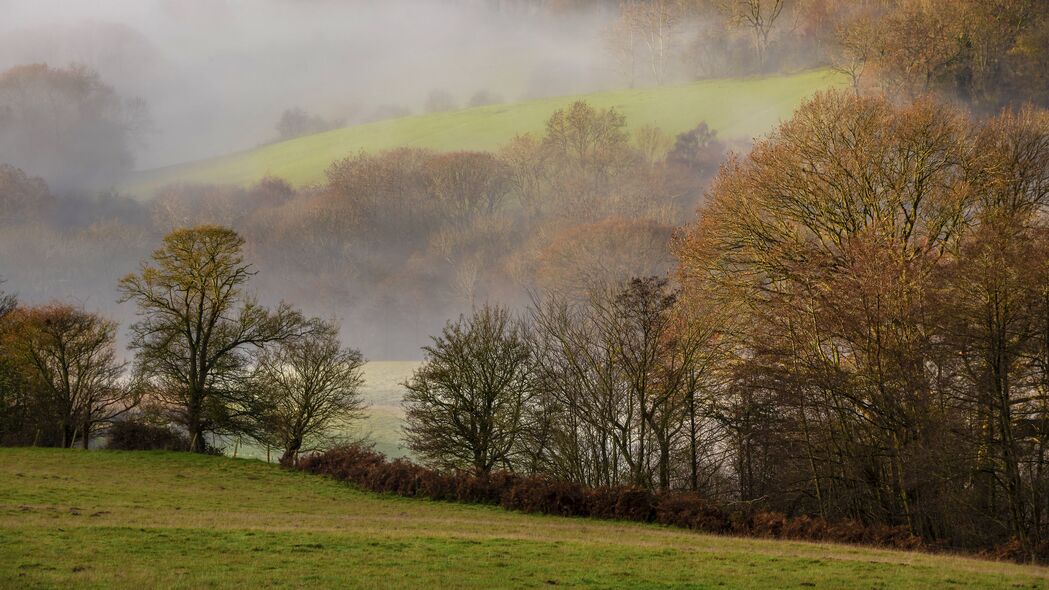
[0,0,613,169]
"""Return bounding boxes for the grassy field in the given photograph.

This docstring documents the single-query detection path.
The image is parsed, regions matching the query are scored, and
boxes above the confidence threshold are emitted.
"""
[128,69,846,194]
[1,449,1047,589]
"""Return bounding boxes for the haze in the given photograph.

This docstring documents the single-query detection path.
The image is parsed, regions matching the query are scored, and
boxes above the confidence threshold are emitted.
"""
[0,0,613,169]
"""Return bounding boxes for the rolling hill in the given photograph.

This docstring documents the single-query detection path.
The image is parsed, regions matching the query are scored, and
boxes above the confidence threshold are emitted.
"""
[128,69,847,195]
[2,449,1047,589]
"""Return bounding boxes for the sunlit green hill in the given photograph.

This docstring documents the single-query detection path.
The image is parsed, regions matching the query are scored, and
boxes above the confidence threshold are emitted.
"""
[128,69,846,195]
[3,449,1047,589]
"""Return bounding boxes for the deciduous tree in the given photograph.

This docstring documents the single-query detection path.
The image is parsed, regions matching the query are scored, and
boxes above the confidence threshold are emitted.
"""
[403,305,536,473]
[119,226,304,452]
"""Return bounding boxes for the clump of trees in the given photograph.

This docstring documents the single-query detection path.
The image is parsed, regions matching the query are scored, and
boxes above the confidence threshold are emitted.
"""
[0,94,723,357]
[675,90,1049,557]
[398,89,1049,559]
[598,0,1049,113]
[425,90,459,114]
[274,107,345,142]
[0,63,149,191]
[0,227,369,460]
[832,0,1049,110]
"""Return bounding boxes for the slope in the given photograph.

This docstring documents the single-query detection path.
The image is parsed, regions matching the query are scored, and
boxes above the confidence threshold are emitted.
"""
[128,69,846,194]
[1,449,1046,589]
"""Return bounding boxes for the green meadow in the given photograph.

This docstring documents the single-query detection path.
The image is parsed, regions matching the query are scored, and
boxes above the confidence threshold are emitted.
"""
[1,449,1046,589]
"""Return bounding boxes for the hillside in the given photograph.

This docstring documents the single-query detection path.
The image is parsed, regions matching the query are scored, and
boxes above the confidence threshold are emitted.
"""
[2,449,1047,589]
[128,69,846,194]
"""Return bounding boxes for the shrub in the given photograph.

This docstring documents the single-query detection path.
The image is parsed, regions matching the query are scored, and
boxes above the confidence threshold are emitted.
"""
[655,493,731,533]
[294,445,930,555]
[613,487,656,522]
[106,420,189,451]
[584,487,621,520]
[502,477,588,517]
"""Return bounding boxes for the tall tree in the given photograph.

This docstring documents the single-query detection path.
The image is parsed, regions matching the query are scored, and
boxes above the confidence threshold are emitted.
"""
[119,226,303,452]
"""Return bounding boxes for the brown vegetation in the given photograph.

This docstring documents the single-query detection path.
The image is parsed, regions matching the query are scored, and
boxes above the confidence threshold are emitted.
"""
[296,444,924,552]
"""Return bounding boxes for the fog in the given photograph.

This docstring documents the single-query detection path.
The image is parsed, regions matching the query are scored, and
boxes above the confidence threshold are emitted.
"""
[0,0,616,170]
[0,0,652,359]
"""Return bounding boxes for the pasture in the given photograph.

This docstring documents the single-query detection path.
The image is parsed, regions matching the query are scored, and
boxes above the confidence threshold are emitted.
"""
[1,449,1046,589]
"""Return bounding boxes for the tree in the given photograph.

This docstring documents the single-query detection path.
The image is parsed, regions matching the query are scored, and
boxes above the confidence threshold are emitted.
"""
[716,0,789,70]
[605,3,642,87]
[0,278,13,320]
[0,164,53,226]
[5,304,135,448]
[403,305,536,474]
[832,17,877,96]
[606,0,684,86]
[0,63,149,191]
[251,318,366,465]
[424,90,458,114]
[534,218,674,298]
[275,107,344,141]
[425,152,512,223]
[468,90,503,107]
[634,125,673,165]
[118,226,304,452]
[0,278,22,445]
[666,122,725,178]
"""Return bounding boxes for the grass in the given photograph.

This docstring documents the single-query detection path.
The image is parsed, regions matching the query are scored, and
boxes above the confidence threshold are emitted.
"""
[1,449,1048,589]
[128,69,846,194]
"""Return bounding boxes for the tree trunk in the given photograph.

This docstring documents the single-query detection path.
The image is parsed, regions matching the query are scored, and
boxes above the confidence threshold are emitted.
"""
[280,447,299,466]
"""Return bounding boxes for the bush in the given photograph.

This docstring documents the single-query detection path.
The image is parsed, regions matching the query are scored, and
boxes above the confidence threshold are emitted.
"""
[502,477,588,517]
[655,493,731,533]
[294,445,930,555]
[613,487,656,522]
[106,420,189,451]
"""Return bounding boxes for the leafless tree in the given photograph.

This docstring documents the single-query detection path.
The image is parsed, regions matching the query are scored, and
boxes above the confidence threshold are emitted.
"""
[403,305,536,473]
[251,318,366,465]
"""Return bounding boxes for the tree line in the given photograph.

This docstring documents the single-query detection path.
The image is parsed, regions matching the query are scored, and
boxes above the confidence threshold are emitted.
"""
[600,0,1049,112]
[400,90,1049,558]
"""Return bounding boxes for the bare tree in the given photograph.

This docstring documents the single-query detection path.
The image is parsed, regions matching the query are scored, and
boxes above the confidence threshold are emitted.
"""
[252,318,366,465]
[832,18,877,96]
[607,1,684,86]
[0,277,13,320]
[403,305,536,474]
[716,0,788,70]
